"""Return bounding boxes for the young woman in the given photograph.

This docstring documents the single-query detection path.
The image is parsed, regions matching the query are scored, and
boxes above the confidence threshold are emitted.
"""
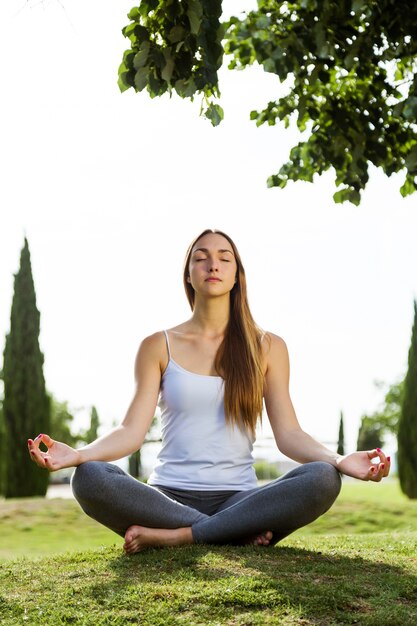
[28,229,390,553]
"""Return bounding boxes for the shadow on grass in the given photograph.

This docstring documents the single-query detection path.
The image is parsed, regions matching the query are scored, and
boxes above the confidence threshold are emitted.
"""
[81,540,417,625]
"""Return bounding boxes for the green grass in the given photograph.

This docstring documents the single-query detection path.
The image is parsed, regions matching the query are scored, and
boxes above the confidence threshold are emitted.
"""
[0,497,117,561]
[293,478,417,535]
[0,480,416,625]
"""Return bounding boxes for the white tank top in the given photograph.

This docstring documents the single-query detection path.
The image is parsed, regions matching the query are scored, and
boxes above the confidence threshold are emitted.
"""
[147,331,257,491]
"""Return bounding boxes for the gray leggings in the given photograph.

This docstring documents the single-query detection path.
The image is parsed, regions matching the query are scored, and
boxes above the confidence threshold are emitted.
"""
[71,461,341,545]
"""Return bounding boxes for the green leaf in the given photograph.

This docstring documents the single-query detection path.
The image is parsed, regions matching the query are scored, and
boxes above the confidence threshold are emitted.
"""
[352,0,368,13]
[168,25,187,44]
[117,61,133,93]
[127,7,140,21]
[263,58,276,74]
[400,175,417,197]
[267,174,287,189]
[122,49,136,68]
[403,97,417,121]
[187,0,203,35]
[333,188,361,205]
[405,146,417,173]
[118,73,132,93]
[133,41,150,70]
[175,78,197,98]
[138,0,158,18]
[134,67,148,92]
[204,103,224,126]
[122,23,137,42]
[161,49,175,83]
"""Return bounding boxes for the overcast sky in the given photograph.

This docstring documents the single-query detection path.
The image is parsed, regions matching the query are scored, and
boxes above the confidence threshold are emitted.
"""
[1,0,416,458]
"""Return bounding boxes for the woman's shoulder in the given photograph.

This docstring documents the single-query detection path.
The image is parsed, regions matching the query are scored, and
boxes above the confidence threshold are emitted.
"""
[137,322,192,357]
[139,330,167,349]
[133,331,170,376]
[262,332,289,376]
[135,331,169,363]
[262,332,290,368]
[262,331,288,351]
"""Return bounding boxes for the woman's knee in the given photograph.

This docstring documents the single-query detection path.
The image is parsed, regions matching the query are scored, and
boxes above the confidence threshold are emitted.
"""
[71,461,116,501]
[308,461,342,505]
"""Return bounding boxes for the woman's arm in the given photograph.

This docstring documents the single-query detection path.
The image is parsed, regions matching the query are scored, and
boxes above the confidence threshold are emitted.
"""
[28,333,164,471]
[263,333,390,481]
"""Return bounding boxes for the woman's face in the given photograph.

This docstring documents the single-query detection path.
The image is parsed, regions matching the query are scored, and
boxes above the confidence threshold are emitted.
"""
[187,233,238,299]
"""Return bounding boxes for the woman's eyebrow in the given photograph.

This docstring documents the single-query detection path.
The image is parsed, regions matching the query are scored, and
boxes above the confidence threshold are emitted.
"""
[192,247,234,255]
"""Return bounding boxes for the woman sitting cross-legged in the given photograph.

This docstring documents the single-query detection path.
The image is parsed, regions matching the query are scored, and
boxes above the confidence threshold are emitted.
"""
[28,229,390,554]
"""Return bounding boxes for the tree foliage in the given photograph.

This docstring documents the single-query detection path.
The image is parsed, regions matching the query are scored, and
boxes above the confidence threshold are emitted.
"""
[83,405,100,444]
[0,371,5,496]
[119,0,417,204]
[128,414,161,479]
[356,378,404,451]
[118,0,224,125]
[49,396,82,448]
[337,411,345,456]
[397,301,417,499]
[3,240,50,498]
[357,415,385,451]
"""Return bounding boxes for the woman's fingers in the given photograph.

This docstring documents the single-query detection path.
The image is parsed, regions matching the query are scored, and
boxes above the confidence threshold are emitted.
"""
[367,448,391,480]
[40,433,53,445]
[27,434,53,468]
[368,461,387,482]
[30,433,54,452]
[28,445,46,467]
[376,447,388,465]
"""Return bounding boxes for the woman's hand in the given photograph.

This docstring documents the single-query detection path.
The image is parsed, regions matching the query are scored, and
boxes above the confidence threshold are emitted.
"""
[27,434,82,472]
[336,448,390,481]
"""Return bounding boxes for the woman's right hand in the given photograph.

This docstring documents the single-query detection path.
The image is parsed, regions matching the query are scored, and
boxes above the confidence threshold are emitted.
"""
[28,434,82,471]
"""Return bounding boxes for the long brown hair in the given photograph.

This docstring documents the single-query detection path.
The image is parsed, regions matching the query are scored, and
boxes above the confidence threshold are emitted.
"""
[183,229,264,435]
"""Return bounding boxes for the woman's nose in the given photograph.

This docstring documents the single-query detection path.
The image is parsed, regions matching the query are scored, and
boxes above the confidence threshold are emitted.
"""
[208,260,219,272]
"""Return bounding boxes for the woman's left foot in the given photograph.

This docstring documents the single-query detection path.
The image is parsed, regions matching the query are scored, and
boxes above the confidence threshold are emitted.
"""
[252,530,273,546]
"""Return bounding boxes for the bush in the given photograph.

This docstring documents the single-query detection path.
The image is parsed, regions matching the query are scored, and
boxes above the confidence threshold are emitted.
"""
[254,461,281,481]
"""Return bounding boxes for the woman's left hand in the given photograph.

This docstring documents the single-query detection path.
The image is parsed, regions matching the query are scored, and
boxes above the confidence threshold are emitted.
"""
[336,448,390,481]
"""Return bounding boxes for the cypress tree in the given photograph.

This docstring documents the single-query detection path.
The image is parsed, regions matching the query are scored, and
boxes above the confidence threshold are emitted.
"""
[49,395,81,447]
[128,449,142,479]
[398,300,417,499]
[128,415,161,479]
[0,373,5,496]
[356,416,384,451]
[84,406,100,444]
[337,411,345,456]
[3,239,50,498]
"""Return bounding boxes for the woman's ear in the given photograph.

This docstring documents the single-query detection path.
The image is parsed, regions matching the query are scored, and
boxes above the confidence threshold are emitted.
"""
[186,276,191,283]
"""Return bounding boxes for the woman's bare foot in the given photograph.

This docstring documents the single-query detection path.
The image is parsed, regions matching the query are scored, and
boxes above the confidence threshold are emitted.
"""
[123,525,194,554]
[252,530,273,546]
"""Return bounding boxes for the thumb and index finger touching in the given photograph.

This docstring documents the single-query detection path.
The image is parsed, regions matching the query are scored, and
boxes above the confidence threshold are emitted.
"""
[367,447,391,479]
[27,433,55,468]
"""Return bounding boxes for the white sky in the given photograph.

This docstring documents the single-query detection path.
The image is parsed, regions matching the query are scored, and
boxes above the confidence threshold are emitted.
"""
[1,0,416,457]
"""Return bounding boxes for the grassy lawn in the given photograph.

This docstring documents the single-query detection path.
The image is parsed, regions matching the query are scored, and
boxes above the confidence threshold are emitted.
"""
[0,496,117,561]
[0,480,416,625]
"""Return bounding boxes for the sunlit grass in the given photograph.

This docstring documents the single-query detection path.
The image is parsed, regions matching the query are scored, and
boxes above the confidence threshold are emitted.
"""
[0,497,117,561]
[0,480,416,625]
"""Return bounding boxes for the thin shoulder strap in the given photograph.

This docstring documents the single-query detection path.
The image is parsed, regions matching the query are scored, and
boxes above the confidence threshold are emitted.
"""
[163,330,171,360]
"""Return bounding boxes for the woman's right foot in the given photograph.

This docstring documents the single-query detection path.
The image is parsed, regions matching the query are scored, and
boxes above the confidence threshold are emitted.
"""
[123,525,193,554]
